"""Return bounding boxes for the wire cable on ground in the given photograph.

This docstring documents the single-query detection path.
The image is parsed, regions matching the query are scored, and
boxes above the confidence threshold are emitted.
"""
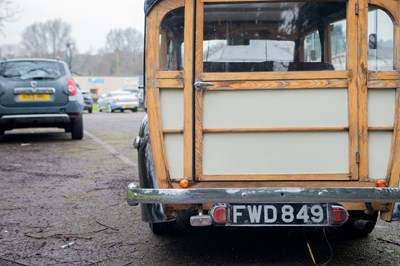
[303,228,333,266]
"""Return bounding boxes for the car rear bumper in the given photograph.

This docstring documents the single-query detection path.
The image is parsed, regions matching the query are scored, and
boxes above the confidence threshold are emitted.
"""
[111,102,139,109]
[0,114,71,124]
[127,184,400,206]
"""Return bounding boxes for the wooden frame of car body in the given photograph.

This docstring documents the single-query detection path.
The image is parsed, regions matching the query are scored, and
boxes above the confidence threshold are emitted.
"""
[142,0,400,221]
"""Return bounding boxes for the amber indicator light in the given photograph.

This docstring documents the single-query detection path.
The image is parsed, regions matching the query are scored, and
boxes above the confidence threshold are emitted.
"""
[375,180,387,188]
[179,179,189,188]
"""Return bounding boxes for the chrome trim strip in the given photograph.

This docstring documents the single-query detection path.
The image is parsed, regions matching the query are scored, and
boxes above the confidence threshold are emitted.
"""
[14,87,56,94]
[127,184,400,206]
[1,114,69,120]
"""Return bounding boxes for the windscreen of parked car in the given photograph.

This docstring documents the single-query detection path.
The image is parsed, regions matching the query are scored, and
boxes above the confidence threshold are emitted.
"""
[0,61,66,80]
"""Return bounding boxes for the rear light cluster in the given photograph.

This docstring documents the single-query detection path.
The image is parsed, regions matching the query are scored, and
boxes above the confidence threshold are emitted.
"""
[211,205,227,224]
[67,79,76,96]
[330,205,349,225]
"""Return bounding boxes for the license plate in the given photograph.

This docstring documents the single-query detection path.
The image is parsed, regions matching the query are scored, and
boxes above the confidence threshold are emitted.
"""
[19,94,51,101]
[229,203,328,226]
[124,105,133,109]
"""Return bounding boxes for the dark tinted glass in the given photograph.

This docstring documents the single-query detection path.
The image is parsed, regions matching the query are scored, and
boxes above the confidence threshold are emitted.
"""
[0,61,66,80]
[159,8,185,71]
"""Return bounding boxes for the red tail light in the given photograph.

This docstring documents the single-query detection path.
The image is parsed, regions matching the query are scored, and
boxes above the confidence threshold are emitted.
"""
[330,205,349,225]
[67,79,76,96]
[210,205,227,224]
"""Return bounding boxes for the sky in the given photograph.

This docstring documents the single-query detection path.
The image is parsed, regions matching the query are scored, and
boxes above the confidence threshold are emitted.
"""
[1,0,145,53]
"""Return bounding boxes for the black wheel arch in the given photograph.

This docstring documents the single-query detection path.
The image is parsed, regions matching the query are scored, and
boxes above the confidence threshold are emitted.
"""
[137,115,171,224]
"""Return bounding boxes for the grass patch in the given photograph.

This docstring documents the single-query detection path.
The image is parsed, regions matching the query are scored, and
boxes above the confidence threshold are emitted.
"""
[93,103,99,112]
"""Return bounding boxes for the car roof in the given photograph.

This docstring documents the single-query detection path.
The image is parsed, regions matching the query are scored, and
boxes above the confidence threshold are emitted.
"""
[145,0,163,15]
[1,58,64,64]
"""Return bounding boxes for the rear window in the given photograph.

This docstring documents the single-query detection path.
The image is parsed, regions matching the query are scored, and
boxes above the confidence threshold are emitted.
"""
[203,1,347,72]
[0,60,66,80]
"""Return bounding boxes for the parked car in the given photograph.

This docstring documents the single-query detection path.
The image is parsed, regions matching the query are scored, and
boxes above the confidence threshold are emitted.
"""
[81,91,93,113]
[0,58,84,140]
[98,90,139,113]
[121,87,144,109]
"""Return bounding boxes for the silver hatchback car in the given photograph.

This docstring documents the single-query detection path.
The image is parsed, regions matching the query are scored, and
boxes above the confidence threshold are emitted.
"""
[0,58,84,140]
[98,90,139,113]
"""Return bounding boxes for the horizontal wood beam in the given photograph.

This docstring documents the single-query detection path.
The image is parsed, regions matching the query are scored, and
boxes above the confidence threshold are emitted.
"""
[368,80,400,89]
[368,126,394,131]
[157,79,184,89]
[163,128,184,134]
[198,174,351,181]
[368,71,400,80]
[201,70,349,81]
[204,80,348,90]
[171,181,375,189]
[203,127,349,133]
[157,71,184,79]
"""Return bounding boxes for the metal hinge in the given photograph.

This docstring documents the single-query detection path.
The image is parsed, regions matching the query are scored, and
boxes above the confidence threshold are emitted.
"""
[355,3,359,15]
[356,152,360,164]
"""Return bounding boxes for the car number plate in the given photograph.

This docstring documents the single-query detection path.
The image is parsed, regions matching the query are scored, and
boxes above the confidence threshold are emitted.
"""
[124,105,133,109]
[19,94,51,101]
[229,203,328,226]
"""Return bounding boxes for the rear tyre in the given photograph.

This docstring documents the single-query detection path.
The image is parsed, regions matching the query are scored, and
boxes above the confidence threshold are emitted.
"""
[149,221,176,235]
[88,107,93,114]
[70,117,84,140]
[132,107,138,112]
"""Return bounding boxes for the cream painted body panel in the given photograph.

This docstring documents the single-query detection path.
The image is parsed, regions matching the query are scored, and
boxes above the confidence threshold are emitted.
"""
[368,89,395,127]
[203,132,349,175]
[160,89,184,128]
[203,89,348,128]
[164,134,184,180]
[368,89,396,180]
[160,87,395,180]
[368,132,392,180]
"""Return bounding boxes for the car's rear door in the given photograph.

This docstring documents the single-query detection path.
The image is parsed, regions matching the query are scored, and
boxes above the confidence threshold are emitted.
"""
[193,1,359,182]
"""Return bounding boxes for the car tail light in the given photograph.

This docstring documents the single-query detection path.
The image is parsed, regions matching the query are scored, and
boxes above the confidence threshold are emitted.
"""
[330,205,349,225]
[210,205,227,224]
[67,79,76,96]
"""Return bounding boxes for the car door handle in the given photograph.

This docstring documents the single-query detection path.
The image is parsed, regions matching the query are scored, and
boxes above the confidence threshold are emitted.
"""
[194,81,215,91]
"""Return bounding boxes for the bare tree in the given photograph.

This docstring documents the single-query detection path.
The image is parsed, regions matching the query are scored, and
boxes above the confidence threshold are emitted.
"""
[0,43,19,58]
[0,0,20,32]
[104,28,143,75]
[20,18,76,58]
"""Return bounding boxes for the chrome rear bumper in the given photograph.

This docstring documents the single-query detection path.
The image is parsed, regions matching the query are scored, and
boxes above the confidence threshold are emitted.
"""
[127,184,400,206]
[0,114,70,123]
